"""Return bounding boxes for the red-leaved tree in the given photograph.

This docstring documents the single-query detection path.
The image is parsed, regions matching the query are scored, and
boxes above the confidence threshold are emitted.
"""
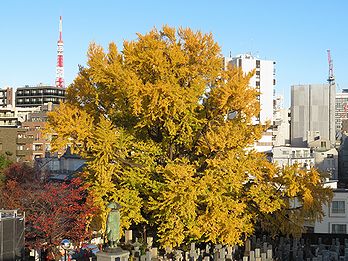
[0,163,96,260]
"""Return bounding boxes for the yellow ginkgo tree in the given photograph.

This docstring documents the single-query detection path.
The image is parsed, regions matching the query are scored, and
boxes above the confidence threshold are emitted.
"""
[47,26,332,248]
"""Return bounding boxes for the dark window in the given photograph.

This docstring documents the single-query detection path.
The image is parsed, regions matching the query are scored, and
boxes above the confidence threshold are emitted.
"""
[256,60,260,68]
[332,201,345,214]
[332,224,346,233]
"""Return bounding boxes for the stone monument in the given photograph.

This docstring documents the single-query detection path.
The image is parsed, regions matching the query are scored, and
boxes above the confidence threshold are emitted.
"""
[96,202,130,261]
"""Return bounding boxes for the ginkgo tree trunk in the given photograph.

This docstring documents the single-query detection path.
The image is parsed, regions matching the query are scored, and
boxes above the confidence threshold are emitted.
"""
[47,26,332,248]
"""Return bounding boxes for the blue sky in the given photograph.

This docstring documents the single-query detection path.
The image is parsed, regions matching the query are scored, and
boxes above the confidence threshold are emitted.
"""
[1,0,347,106]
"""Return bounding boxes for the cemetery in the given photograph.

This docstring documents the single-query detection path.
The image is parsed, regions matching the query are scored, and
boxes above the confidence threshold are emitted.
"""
[89,230,348,261]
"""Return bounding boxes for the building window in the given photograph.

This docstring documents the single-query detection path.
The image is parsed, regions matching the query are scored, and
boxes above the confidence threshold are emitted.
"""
[332,224,347,234]
[256,81,260,87]
[256,60,260,68]
[332,201,345,214]
[321,141,327,148]
[34,144,43,151]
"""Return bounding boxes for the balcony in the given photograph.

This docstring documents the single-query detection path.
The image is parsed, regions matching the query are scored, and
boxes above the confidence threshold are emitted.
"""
[16,150,32,156]
[17,137,34,144]
[0,122,18,127]
[0,113,16,118]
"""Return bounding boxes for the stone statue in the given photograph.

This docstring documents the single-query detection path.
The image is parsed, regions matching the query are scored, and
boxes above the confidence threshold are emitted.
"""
[106,202,121,248]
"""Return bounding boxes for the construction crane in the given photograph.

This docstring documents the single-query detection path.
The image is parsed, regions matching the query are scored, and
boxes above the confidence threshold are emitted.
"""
[327,49,335,145]
[327,49,335,84]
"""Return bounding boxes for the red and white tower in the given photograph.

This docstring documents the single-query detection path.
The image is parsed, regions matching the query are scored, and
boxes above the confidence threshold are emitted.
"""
[55,16,64,88]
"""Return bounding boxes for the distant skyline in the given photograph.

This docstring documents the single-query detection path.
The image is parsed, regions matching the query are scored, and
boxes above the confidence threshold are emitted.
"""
[1,0,347,106]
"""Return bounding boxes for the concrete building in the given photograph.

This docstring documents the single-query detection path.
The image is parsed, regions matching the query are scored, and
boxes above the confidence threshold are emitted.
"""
[273,144,338,180]
[273,95,290,146]
[22,103,56,159]
[15,84,65,107]
[291,84,336,147]
[0,128,33,162]
[336,90,348,134]
[338,134,348,182]
[273,146,314,168]
[229,53,275,125]
[314,186,348,234]
[0,108,19,127]
[0,87,14,108]
[312,148,338,180]
[228,54,276,152]
[0,106,41,128]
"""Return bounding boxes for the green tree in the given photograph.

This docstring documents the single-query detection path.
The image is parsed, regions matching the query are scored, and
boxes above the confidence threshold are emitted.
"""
[47,26,332,248]
[0,153,12,184]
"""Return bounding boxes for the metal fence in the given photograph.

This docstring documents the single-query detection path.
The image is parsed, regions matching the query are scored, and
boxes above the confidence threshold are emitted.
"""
[0,210,25,261]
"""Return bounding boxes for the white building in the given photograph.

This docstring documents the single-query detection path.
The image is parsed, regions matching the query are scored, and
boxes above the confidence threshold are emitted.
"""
[273,95,290,146]
[273,146,314,168]
[311,147,338,180]
[229,53,275,125]
[0,106,41,128]
[228,54,276,152]
[314,186,348,234]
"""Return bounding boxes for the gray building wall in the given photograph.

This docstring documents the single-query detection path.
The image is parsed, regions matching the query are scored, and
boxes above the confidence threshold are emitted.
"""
[291,84,335,147]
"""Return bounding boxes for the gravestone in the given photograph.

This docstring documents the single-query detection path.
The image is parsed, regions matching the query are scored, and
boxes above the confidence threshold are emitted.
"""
[146,250,152,261]
[266,248,272,260]
[297,249,304,261]
[206,244,211,255]
[226,246,233,261]
[245,239,251,257]
[146,237,153,250]
[174,250,183,261]
[220,247,226,261]
[262,242,267,255]
[249,250,255,261]
[125,230,132,244]
[255,248,260,258]
[151,248,158,259]
[283,243,290,261]
[260,252,266,261]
